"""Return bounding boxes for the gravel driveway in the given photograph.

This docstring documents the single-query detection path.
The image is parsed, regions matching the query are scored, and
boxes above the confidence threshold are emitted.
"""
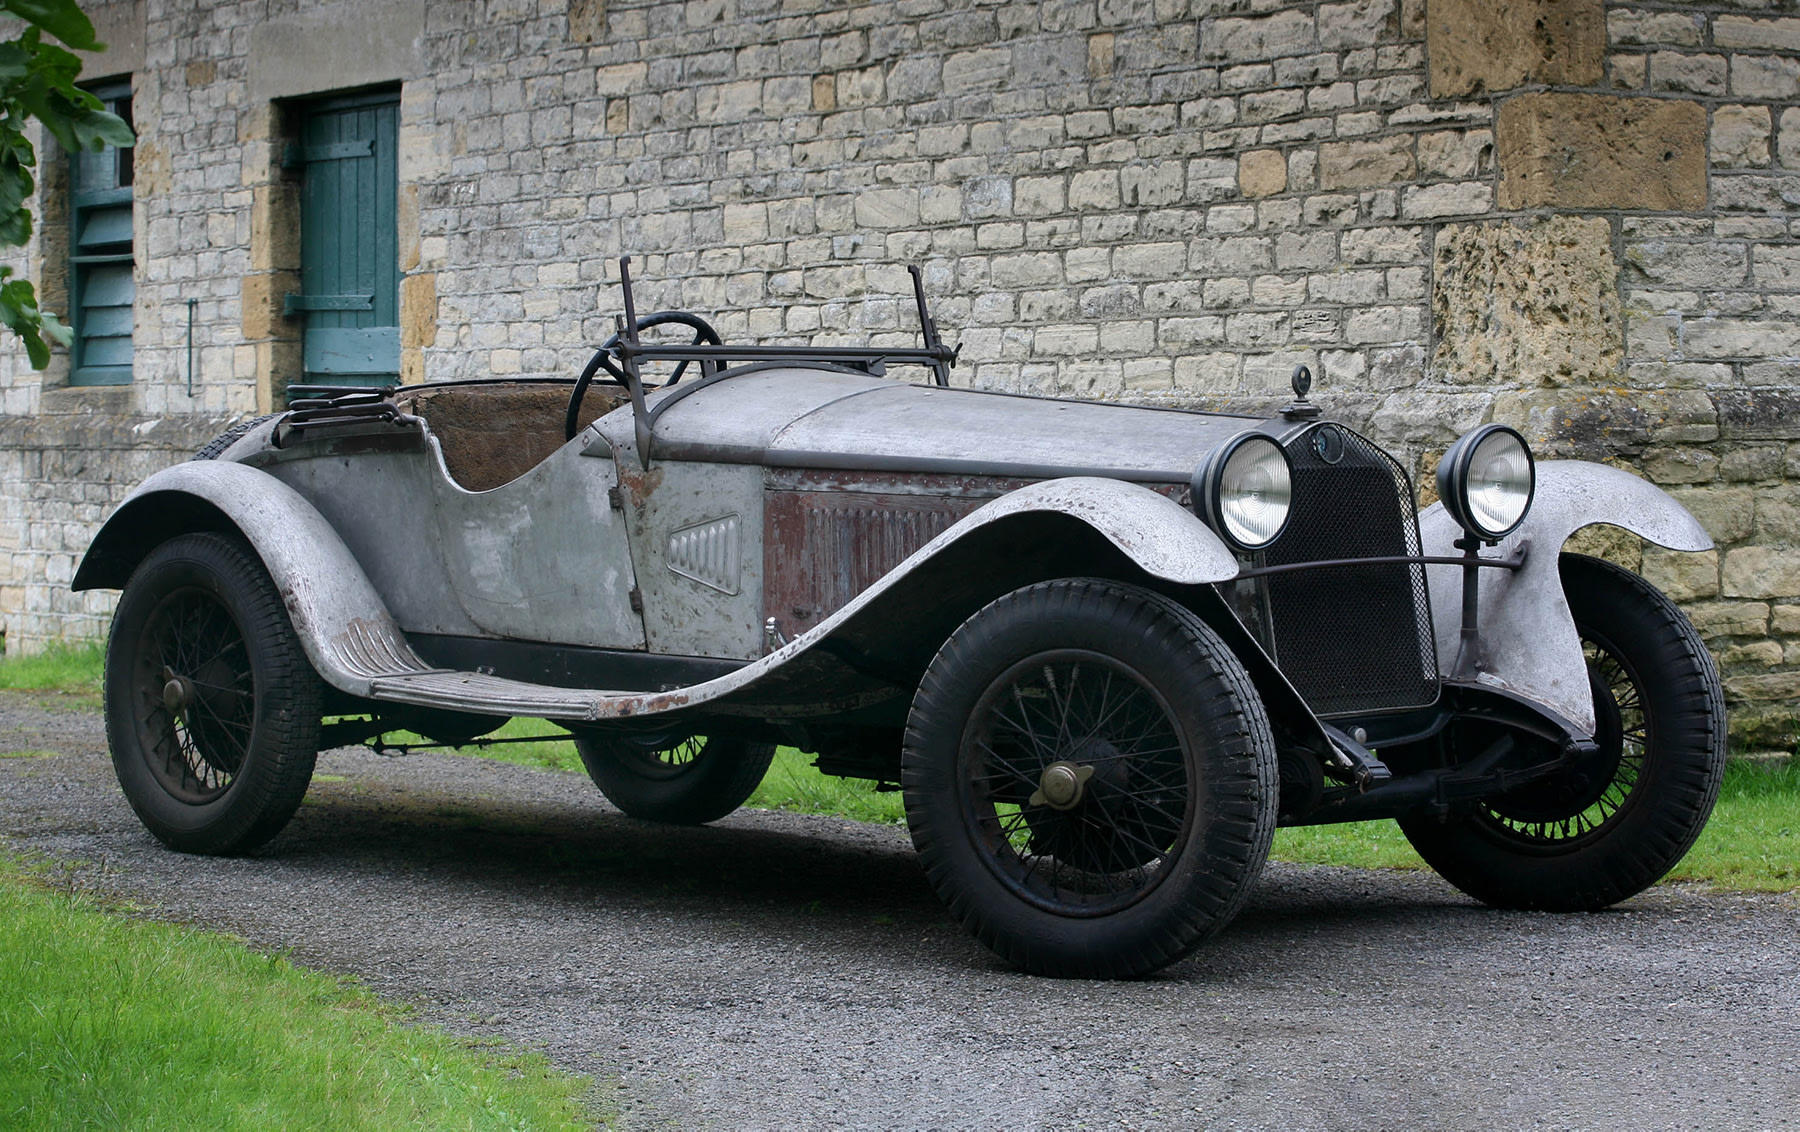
[2,689,1796,1130]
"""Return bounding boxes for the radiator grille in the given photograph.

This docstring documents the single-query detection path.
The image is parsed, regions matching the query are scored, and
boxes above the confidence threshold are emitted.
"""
[1258,424,1438,716]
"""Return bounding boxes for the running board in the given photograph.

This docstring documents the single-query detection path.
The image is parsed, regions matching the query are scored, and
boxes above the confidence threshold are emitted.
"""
[364,669,689,721]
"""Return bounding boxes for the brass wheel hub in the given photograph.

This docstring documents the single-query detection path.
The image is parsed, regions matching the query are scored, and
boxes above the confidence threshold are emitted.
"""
[161,666,192,714]
[1029,760,1095,811]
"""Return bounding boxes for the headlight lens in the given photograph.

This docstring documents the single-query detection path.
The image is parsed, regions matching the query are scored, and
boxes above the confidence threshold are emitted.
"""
[1438,424,1535,540]
[1198,434,1292,550]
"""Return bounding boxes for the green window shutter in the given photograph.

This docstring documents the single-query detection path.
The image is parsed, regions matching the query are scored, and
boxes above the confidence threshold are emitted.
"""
[295,91,400,387]
[69,82,134,386]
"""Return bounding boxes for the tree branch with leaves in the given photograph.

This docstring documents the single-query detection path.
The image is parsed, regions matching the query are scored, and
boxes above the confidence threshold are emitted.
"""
[0,0,133,368]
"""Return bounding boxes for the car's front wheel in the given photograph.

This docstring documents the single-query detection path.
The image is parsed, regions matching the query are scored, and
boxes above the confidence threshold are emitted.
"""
[903,579,1278,979]
[1399,554,1727,910]
[574,733,775,824]
[105,532,322,855]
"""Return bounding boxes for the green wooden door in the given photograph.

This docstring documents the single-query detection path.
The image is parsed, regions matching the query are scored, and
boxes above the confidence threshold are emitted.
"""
[293,91,399,386]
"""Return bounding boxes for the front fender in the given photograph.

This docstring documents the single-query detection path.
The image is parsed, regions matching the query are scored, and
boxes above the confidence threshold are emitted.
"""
[1420,460,1712,734]
[73,460,429,698]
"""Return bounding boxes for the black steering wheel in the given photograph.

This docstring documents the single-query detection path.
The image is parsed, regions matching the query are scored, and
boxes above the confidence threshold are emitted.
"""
[565,311,722,441]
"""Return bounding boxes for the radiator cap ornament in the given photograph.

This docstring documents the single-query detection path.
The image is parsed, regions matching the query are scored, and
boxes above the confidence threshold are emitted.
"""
[1282,364,1320,420]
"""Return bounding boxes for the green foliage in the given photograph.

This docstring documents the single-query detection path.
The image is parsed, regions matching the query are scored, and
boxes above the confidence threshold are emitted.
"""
[0,865,595,1129]
[0,637,102,692]
[0,0,134,367]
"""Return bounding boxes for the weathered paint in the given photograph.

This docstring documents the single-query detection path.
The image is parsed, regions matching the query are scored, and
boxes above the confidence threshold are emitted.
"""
[1420,460,1713,735]
[73,459,425,699]
[425,433,645,650]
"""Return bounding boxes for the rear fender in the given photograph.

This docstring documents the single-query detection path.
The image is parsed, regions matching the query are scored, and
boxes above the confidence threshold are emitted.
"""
[1419,460,1713,734]
[73,460,428,697]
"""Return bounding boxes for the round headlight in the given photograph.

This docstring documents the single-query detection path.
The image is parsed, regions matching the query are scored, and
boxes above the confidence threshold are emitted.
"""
[1196,434,1293,551]
[1437,423,1535,540]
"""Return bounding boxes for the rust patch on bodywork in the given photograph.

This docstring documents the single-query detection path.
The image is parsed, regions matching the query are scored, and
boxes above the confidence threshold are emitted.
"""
[765,488,982,637]
[762,469,1192,637]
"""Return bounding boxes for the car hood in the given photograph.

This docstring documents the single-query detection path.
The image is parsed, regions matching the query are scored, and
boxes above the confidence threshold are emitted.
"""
[635,367,1262,481]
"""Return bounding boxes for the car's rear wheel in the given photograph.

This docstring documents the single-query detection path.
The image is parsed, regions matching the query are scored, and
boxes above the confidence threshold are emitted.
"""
[903,579,1278,979]
[105,532,321,855]
[1399,554,1726,910]
[574,733,775,824]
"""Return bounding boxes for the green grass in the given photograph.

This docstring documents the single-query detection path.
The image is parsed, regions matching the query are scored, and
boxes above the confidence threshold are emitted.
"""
[1268,758,1800,892]
[746,747,906,825]
[9,640,1791,889]
[0,640,104,694]
[0,862,596,1130]
[1665,758,1800,891]
[440,730,908,826]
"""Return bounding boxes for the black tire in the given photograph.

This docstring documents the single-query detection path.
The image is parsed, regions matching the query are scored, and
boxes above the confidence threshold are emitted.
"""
[104,532,322,855]
[574,733,776,824]
[902,578,1279,979]
[192,414,277,460]
[1400,554,1727,911]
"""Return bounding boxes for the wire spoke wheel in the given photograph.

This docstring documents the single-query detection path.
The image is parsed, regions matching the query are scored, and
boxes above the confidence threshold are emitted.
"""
[574,732,775,824]
[104,532,321,856]
[132,587,258,803]
[1399,554,1726,912]
[904,579,1277,979]
[966,652,1193,917]
[1478,632,1648,847]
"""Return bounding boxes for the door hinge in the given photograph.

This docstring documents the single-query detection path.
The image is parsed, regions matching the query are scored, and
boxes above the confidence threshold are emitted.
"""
[607,486,623,510]
[628,588,643,613]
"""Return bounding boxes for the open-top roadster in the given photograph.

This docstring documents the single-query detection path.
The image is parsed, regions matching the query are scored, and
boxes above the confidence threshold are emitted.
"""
[75,260,1725,978]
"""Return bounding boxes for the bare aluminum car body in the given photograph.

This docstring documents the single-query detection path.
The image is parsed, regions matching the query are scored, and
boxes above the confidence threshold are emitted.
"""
[74,260,1725,978]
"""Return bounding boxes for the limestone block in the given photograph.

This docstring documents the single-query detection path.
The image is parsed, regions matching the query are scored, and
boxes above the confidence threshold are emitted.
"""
[1318,137,1414,189]
[1642,546,1718,600]
[1427,0,1603,97]
[1319,0,1395,48]
[1650,51,1727,96]
[1201,10,1317,61]
[1123,162,1184,207]
[1069,169,1121,211]
[1725,547,1800,599]
[1756,495,1800,545]
[401,273,437,351]
[1669,486,1756,544]
[1607,8,1702,47]
[1640,447,1720,484]
[1609,54,1646,90]
[1341,226,1424,264]
[1683,319,1800,360]
[1711,105,1772,168]
[1721,389,1800,441]
[1721,445,1783,482]
[1730,54,1800,101]
[1238,150,1286,198]
[1723,640,1785,667]
[1417,129,1492,179]
[1715,16,1800,53]
[1688,600,1770,638]
[239,271,298,342]
[1623,241,1748,289]
[1773,604,1800,636]
[1432,216,1621,388]
[1400,181,1491,219]
[1497,94,1705,210]
[1781,109,1800,169]
[853,189,918,230]
[1726,671,1800,705]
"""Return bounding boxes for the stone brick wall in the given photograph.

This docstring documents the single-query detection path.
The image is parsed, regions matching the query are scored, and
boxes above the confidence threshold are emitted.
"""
[0,0,1793,749]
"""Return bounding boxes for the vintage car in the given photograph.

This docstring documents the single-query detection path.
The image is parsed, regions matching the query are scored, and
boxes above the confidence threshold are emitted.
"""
[74,260,1725,978]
